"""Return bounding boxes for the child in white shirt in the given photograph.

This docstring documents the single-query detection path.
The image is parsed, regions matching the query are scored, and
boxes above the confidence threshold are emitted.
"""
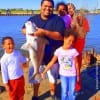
[0,36,27,100]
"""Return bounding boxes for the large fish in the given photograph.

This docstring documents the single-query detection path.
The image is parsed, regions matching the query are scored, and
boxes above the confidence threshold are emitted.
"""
[21,21,48,80]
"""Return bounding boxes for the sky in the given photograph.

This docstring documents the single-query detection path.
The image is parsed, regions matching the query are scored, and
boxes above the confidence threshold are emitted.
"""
[0,0,100,10]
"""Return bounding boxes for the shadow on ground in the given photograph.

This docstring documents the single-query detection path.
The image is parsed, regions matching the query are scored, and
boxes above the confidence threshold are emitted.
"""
[39,65,100,100]
[39,82,61,100]
[76,65,100,100]
[0,86,5,94]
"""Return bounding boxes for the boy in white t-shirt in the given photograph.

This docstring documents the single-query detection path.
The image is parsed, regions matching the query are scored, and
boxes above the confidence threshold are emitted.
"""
[42,29,80,100]
[0,36,28,100]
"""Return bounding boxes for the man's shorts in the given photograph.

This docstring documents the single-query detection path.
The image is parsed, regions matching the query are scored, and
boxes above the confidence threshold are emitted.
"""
[28,63,59,84]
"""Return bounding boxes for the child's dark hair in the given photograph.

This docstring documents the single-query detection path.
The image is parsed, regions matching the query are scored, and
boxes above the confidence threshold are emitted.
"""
[64,29,77,41]
[56,2,67,11]
[2,36,14,44]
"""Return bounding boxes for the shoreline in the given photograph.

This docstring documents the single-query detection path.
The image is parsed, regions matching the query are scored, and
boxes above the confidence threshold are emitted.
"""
[0,13,100,16]
[0,14,35,16]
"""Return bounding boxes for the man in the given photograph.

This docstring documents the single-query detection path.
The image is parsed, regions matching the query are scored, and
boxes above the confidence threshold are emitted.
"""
[22,0,66,100]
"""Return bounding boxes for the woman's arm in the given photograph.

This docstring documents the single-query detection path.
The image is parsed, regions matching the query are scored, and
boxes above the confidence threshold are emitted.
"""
[75,56,80,82]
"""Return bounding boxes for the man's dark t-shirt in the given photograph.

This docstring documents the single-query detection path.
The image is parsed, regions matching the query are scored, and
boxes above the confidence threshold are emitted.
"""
[22,14,66,64]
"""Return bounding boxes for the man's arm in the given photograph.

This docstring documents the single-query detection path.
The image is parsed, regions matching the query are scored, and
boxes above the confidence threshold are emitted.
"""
[34,27,64,40]
[22,27,63,40]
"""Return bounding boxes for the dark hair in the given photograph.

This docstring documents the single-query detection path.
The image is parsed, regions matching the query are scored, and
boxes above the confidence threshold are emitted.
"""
[41,0,54,8]
[64,29,77,41]
[2,36,14,44]
[56,2,67,11]
[67,3,76,10]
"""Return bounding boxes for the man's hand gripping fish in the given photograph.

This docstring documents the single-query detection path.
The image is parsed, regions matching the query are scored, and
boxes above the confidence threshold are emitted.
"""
[21,21,48,81]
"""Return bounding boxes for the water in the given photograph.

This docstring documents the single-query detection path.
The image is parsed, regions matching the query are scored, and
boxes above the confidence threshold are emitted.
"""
[0,16,30,51]
[85,14,100,53]
[0,15,100,54]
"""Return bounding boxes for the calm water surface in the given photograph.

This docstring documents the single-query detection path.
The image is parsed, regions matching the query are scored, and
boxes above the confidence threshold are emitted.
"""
[0,15,100,54]
[0,16,29,50]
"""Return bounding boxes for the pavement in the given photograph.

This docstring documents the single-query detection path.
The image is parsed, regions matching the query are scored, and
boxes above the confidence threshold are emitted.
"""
[0,65,100,100]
